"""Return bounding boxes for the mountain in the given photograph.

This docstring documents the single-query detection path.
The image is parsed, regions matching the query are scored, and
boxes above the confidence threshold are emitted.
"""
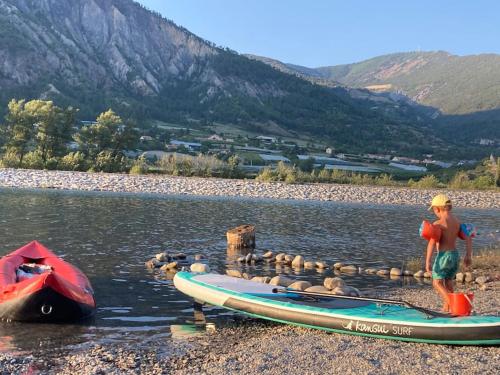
[315,51,500,115]
[251,52,500,142]
[0,0,444,155]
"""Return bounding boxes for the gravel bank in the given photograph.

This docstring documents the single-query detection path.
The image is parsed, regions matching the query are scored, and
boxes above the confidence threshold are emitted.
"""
[3,283,498,374]
[1,169,498,209]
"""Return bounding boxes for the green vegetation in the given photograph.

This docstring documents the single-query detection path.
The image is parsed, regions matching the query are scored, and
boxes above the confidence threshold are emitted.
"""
[0,99,139,173]
[153,154,241,178]
[255,160,498,190]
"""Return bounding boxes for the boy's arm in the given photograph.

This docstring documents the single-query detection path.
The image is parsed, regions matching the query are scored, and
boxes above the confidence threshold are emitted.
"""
[464,236,473,268]
[425,239,436,273]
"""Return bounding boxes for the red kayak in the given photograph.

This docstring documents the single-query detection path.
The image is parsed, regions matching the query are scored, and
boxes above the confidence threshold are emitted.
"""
[0,241,96,322]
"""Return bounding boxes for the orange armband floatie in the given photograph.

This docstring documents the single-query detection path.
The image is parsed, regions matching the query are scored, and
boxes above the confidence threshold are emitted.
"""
[419,220,442,241]
[458,223,477,240]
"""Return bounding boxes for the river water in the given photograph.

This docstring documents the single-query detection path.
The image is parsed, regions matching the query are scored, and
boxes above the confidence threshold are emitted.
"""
[0,188,498,354]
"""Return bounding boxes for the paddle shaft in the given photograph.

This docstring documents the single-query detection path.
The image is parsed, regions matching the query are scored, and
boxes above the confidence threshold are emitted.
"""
[272,288,439,318]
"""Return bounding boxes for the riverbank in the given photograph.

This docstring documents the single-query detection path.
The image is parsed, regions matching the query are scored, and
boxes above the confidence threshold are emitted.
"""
[0,169,498,209]
[3,282,498,374]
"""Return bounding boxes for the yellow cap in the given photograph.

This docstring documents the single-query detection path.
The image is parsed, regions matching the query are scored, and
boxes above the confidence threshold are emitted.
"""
[429,194,452,210]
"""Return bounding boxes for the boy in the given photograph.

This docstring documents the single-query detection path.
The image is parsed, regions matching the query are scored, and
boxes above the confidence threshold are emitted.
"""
[425,194,472,312]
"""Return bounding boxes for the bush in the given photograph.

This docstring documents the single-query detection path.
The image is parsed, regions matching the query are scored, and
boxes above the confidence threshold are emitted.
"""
[255,167,275,182]
[92,151,129,173]
[375,174,396,186]
[156,154,240,178]
[0,151,21,168]
[449,171,472,189]
[59,152,88,171]
[472,175,494,190]
[23,151,45,170]
[129,156,150,175]
[408,175,440,189]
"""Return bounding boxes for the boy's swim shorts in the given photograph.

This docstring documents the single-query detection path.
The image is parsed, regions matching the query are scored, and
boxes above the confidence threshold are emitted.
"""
[432,250,459,280]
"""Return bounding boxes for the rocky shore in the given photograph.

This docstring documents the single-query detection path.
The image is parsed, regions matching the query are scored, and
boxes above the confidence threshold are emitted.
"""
[2,282,498,374]
[1,169,499,209]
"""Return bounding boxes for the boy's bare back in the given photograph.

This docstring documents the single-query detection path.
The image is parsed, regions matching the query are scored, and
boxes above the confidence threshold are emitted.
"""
[434,214,460,251]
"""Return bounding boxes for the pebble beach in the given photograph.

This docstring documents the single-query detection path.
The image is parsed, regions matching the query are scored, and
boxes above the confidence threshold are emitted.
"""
[0,168,499,208]
[1,283,498,374]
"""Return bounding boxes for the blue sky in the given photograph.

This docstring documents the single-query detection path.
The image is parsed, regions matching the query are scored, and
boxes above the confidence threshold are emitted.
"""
[137,0,499,67]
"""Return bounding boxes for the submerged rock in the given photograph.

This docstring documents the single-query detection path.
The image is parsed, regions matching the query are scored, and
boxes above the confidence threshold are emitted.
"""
[390,268,402,276]
[145,258,162,269]
[305,285,329,293]
[365,268,378,274]
[190,263,210,273]
[155,252,169,262]
[226,269,243,278]
[160,261,178,271]
[291,255,304,268]
[304,261,315,269]
[324,277,345,290]
[315,261,328,269]
[333,262,344,269]
[288,281,312,291]
[340,265,357,273]
[269,275,294,287]
[251,276,271,284]
[263,251,274,259]
[275,253,287,263]
[376,269,389,276]
[284,255,294,265]
[413,270,425,278]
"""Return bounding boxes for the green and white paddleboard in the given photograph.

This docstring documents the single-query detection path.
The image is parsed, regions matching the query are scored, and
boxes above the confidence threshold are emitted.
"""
[174,272,500,346]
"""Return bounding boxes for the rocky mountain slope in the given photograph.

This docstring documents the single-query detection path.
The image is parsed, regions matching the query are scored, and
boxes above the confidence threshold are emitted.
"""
[0,0,443,154]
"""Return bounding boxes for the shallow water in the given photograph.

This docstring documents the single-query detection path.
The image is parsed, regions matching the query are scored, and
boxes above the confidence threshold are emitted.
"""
[0,188,498,354]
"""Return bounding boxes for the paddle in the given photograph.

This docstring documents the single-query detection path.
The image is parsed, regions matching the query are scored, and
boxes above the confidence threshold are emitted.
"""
[272,288,445,319]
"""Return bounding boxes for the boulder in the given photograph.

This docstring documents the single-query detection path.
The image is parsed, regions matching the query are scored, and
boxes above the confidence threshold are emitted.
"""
[465,272,474,283]
[390,268,402,276]
[315,261,329,269]
[263,251,274,259]
[403,270,412,276]
[145,258,161,269]
[288,281,312,291]
[376,269,389,276]
[251,276,271,284]
[173,253,187,260]
[226,269,243,278]
[333,262,344,269]
[242,272,252,280]
[291,255,305,268]
[245,253,253,263]
[269,275,294,287]
[190,263,210,273]
[160,261,178,271]
[304,261,315,269]
[423,271,432,278]
[275,253,287,263]
[237,256,246,263]
[252,254,262,263]
[331,286,347,295]
[155,252,167,262]
[324,277,346,290]
[413,270,425,278]
[340,265,357,273]
[455,272,465,283]
[305,285,329,293]
[475,275,489,285]
[346,286,361,297]
[365,268,378,274]
[284,255,294,264]
[194,254,205,261]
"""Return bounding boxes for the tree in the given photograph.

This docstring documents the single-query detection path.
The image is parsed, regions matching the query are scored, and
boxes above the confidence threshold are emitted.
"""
[76,109,138,158]
[24,100,76,163]
[2,99,35,165]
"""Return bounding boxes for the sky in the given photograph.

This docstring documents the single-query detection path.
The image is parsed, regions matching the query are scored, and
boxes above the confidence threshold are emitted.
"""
[137,0,500,67]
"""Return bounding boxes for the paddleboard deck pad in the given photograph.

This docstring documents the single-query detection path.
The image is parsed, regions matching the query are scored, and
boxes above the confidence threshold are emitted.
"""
[174,272,500,345]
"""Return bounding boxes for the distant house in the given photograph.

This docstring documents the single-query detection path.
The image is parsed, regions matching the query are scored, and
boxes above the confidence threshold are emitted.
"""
[389,162,427,172]
[141,150,170,160]
[259,154,290,164]
[479,138,495,146]
[140,135,154,142]
[170,140,202,151]
[81,120,97,127]
[256,136,277,145]
[297,155,349,165]
[325,147,335,155]
[207,134,224,141]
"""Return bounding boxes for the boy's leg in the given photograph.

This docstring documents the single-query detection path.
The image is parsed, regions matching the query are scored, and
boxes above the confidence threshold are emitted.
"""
[432,279,450,312]
[444,278,454,293]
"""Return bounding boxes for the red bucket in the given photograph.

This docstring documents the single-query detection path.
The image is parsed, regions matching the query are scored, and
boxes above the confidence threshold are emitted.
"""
[448,293,474,316]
